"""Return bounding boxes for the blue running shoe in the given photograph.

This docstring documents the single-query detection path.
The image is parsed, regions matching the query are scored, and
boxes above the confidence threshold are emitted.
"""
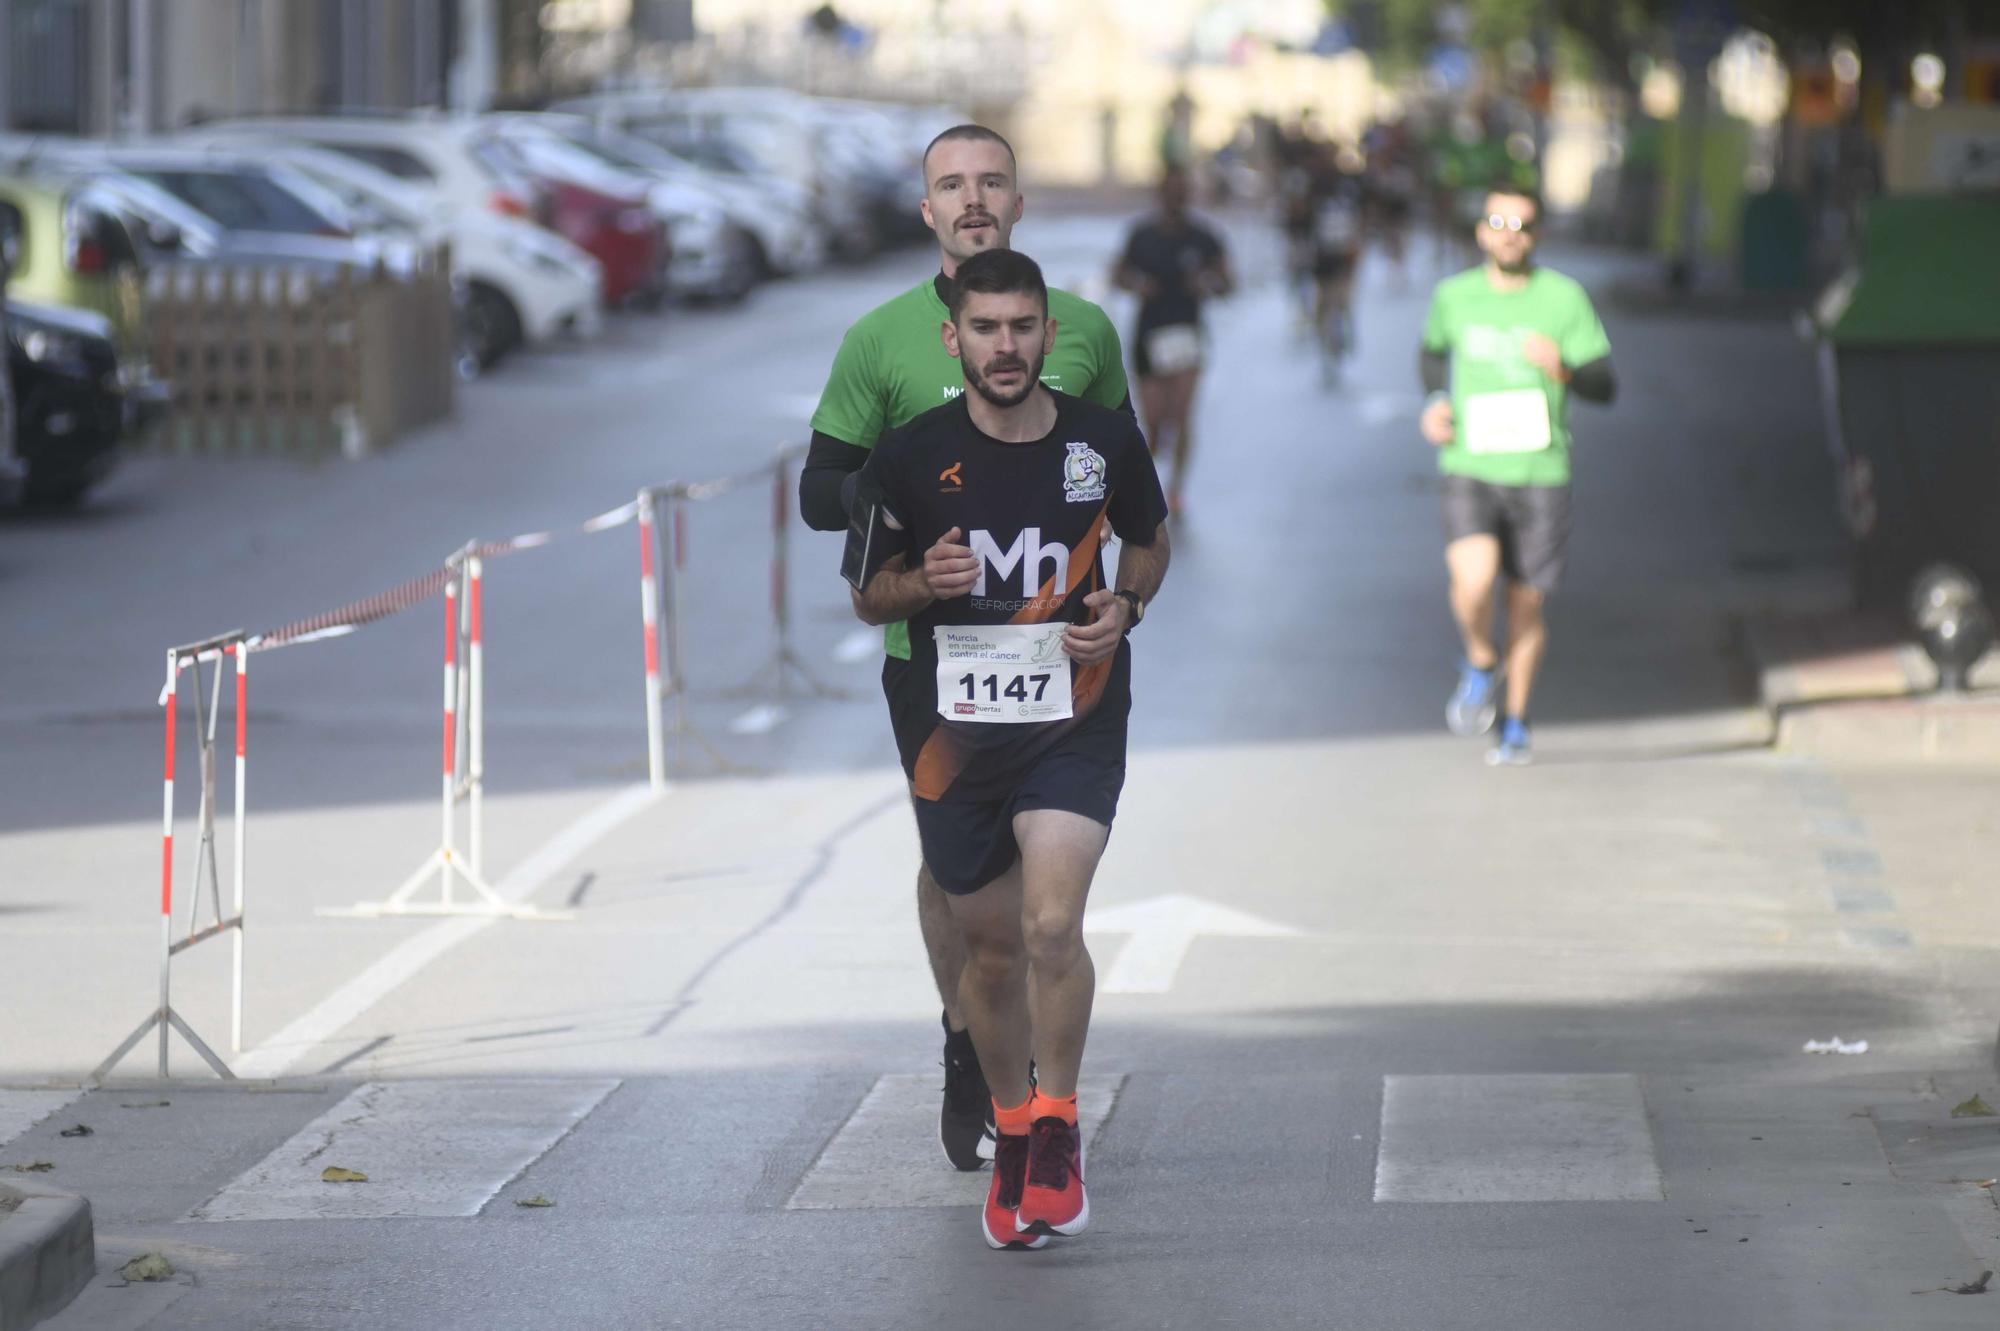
[1486,717,1532,766]
[1446,662,1499,737]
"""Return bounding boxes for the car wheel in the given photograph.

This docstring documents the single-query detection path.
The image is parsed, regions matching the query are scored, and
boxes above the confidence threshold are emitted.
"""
[462,283,522,372]
[720,229,759,303]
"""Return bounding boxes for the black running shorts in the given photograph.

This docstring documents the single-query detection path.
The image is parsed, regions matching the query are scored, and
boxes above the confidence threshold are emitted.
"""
[1313,250,1357,281]
[912,747,1126,895]
[1441,474,1573,594]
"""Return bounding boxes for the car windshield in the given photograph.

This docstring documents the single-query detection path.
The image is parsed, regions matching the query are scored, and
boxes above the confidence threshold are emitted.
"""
[137,170,340,234]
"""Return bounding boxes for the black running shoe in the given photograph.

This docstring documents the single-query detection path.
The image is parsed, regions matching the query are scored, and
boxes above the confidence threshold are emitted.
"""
[940,1015,994,1171]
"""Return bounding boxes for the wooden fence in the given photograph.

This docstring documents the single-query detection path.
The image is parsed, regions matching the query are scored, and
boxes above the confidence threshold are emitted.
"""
[140,246,455,458]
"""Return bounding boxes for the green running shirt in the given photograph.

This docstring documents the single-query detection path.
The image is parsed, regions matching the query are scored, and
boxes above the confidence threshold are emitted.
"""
[1420,265,1611,488]
[812,276,1131,659]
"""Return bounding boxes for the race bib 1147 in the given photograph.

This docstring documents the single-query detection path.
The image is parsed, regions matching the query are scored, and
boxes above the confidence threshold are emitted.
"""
[934,623,1073,724]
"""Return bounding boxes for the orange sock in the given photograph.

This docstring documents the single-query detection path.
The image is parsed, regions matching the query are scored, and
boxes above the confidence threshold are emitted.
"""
[1030,1089,1079,1126]
[993,1094,1035,1137]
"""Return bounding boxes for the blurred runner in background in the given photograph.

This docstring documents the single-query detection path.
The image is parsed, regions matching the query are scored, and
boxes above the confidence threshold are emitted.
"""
[1418,182,1616,766]
[1306,146,1367,383]
[1362,118,1419,292]
[1113,167,1233,515]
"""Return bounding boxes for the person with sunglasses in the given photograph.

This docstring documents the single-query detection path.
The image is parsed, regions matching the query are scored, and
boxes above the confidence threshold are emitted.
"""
[1417,182,1616,765]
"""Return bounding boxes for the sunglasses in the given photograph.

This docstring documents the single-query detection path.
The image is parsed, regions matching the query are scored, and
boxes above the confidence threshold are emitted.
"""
[1483,213,1538,233]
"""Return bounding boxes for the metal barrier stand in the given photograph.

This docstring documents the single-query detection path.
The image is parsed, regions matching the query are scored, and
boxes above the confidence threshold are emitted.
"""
[763,443,843,701]
[92,632,248,1083]
[321,549,569,920]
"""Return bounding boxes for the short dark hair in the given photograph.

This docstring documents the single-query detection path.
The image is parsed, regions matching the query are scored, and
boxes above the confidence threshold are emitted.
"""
[923,124,1017,181]
[1485,178,1543,219]
[946,248,1047,321]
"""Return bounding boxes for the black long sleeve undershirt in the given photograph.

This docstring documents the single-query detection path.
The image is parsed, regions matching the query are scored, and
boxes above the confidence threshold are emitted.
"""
[1419,346,1449,394]
[1417,347,1616,405]
[799,430,869,531]
[1567,356,1616,404]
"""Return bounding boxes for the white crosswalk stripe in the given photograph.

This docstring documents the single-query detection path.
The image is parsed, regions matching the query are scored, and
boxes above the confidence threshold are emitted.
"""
[788,1072,1123,1210]
[190,1079,620,1221]
[1374,1073,1664,1203]
[0,1089,81,1148]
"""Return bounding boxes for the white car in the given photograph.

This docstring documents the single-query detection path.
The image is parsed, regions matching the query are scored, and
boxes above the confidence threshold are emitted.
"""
[480,117,756,304]
[182,115,550,227]
[521,113,825,278]
[178,119,603,366]
[255,145,602,368]
[553,89,880,261]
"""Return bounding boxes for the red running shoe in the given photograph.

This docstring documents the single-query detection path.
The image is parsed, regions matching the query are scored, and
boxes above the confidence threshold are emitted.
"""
[1015,1116,1088,1237]
[982,1132,1047,1250]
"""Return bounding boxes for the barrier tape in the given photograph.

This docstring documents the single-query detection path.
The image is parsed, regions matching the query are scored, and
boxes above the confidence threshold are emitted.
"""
[233,452,804,663]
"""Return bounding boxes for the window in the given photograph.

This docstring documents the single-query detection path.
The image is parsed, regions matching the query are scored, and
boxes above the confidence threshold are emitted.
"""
[137,171,339,235]
[317,144,436,183]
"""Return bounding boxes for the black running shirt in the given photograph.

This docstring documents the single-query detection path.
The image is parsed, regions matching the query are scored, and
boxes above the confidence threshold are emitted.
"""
[856,390,1168,803]
[1119,215,1225,333]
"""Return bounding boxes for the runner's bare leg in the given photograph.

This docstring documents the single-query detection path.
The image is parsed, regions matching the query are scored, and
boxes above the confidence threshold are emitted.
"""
[1010,808,1109,1100]
[1446,534,1503,670]
[1502,581,1548,717]
[946,860,1031,1108]
[918,864,969,1029]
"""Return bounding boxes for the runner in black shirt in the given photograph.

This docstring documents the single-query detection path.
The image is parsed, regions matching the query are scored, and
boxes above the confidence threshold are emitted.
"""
[1114,167,1232,515]
[849,249,1170,1249]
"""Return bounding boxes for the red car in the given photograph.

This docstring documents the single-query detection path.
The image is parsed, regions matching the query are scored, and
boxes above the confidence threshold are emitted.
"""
[544,177,668,309]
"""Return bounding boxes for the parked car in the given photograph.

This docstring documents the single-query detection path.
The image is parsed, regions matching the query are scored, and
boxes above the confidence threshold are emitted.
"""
[184,115,552,229]
[6,297,127,507]
[0,173,145,348]
[551,90,880,262]
[2,141,420,278]
[255,144,601,370]
[484,115,753,304]
[530,115,825,278]
[186,116,661,309]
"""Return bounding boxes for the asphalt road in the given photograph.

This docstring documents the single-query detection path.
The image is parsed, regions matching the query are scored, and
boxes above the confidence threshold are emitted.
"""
[5,208,2000,1330]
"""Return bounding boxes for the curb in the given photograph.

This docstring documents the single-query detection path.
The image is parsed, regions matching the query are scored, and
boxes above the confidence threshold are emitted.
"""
[0,1179,93,1331]
[1738,614,2000,764]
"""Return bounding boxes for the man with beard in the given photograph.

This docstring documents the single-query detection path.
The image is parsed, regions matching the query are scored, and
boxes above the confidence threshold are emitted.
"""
[846,248,1169,1247]
[1419,183,1616,765]
[801,124,1132,1173]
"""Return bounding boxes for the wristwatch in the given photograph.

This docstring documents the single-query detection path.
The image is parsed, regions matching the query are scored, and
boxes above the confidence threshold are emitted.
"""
[1113,589,1144,629]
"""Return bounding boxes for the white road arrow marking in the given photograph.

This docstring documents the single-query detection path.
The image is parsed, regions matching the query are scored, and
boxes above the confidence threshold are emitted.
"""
[1085,893,1301,994]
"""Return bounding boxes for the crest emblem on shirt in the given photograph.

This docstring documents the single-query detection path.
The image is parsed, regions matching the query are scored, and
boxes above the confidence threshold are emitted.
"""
[1062,442,1106,503]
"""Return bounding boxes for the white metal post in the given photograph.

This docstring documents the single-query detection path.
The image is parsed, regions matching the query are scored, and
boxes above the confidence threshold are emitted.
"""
[440,569,459,907]
[468,555,485,879]
[231,645,247,1053]
[666,491,689,745]
[159,649,176,1078]
[639,490,666,790]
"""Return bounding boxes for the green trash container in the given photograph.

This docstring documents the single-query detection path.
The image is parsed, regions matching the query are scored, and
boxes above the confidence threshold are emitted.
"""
[1739,188,1807,291]
[1812,195,2000,607]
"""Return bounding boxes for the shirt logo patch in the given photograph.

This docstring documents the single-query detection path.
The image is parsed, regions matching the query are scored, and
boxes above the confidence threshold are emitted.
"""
[1062,442,1107,504]
[939,461,963,492]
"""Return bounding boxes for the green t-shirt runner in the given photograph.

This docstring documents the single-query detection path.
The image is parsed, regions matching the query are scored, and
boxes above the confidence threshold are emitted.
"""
[1421,266,1611,489]
[808,272,1130,658]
